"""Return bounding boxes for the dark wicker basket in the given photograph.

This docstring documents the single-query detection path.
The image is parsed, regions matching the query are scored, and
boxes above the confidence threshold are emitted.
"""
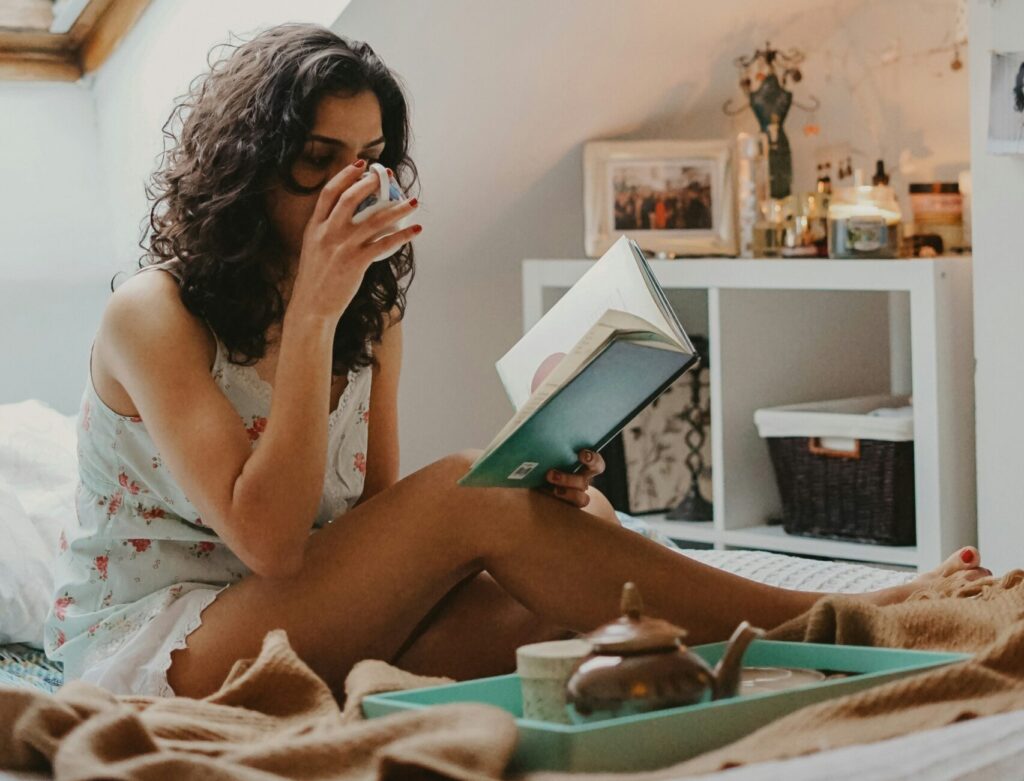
[765,437,916,546]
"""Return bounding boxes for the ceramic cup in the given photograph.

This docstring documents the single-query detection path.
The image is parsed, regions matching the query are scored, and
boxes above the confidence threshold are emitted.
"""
[352,162,408,255]
[516,639,593,724]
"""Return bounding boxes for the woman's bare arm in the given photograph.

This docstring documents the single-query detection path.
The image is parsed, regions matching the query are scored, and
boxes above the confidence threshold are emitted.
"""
[104,163,420,578]
[357,311,402,503]
[101,272,336,578]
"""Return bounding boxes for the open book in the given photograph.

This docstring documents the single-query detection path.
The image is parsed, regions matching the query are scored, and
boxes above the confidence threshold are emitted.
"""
[459,236,699,488]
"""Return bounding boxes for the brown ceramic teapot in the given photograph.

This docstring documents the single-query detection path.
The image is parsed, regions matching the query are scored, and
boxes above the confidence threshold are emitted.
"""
[566,582,765,719]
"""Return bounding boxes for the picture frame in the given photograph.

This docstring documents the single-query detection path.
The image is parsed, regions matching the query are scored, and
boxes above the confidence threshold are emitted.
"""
[584,139,737,258]
[988,50,1024,155]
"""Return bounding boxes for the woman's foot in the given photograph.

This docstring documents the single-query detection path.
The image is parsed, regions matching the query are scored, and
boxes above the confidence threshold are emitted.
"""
[868,547,993,606]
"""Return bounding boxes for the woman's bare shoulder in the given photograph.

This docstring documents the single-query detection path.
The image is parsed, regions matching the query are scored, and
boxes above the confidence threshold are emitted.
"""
[92,269,218,415]
[103,269,216,365]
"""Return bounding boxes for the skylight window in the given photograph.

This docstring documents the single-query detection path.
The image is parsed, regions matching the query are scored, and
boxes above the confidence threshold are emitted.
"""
[50,0,91,35]
[0,0,149,81]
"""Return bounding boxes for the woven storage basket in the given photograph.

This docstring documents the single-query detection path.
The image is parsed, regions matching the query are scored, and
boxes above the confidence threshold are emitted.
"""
[754,395,915,546]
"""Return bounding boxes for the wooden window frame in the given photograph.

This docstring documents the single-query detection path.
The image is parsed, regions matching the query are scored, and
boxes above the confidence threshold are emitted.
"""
[0,0,150,81]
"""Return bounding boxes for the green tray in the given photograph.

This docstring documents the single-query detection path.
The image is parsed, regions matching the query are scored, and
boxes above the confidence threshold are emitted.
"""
[363,640,968,773]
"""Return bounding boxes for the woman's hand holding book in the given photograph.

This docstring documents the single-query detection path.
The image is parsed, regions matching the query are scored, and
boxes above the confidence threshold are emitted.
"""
[539,449,605,508]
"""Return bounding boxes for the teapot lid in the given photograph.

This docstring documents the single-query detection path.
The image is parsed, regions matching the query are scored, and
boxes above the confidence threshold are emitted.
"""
[583,583,688,653]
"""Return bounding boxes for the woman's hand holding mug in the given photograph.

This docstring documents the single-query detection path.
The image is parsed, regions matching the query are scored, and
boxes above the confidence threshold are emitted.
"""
[290,160,420,323]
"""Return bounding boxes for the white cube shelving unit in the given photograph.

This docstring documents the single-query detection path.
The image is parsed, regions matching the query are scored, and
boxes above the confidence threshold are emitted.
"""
[522,257,976,571]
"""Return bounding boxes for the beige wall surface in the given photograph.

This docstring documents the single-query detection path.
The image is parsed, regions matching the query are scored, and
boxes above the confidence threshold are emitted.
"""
[332,0,970,473]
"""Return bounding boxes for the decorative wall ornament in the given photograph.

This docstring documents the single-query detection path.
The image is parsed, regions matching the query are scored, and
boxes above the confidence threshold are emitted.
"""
[723,42,819,200]
[621,336,712,515]
[665,335,713,522]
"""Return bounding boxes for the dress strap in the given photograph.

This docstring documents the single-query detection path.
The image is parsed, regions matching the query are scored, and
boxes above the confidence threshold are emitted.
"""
[136,259,185,284]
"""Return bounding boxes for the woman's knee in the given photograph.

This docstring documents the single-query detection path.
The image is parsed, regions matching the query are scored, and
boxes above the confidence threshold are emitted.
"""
[420,449,483,486]
[425,450,541,529]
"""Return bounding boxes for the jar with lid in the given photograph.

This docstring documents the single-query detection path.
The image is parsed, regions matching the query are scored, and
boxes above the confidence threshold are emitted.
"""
[827,185,902,259]
[909,182,963,254]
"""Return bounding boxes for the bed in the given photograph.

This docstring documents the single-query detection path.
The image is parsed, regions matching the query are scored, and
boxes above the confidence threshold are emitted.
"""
[0,362,1021,778]
[0,645,61,694]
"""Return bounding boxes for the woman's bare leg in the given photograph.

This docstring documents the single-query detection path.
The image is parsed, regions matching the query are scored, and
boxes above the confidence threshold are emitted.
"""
[167,452,984,699]
[389,572,568,679]
[392,487,619,679]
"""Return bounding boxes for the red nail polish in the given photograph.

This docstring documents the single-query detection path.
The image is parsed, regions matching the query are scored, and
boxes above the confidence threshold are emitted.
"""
[961,549,974,564]
[412,224,423,234]
[386,167,393,176]
[355,159,366,168]
[409,198,419,207]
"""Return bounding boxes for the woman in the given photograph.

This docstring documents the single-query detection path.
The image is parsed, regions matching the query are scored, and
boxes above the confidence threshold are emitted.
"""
[45,24,989,701]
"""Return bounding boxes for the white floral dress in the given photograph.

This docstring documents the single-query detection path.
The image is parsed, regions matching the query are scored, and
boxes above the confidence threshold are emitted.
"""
[43,265,372,696]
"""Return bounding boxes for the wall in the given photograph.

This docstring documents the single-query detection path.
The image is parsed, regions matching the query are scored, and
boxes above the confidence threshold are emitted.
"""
[0,81,112,411]
[91,0,354,271]
[0,80,109,280]
[0,0,355,412]
[969,1,1024,574]
[332,0,970,474]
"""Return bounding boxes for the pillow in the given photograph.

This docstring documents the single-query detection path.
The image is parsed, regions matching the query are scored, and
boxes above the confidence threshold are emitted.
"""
[0,484,55,645]
[0,399,78,647]
[0,399,77,546]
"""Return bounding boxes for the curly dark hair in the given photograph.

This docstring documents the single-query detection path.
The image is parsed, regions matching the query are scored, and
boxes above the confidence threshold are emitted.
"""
[133,23,417,374]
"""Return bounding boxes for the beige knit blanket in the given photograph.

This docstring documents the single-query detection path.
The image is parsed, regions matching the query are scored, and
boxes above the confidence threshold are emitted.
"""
[4,571,1024,780]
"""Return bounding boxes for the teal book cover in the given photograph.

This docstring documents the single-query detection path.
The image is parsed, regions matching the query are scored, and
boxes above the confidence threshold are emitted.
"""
[459,339,698,488]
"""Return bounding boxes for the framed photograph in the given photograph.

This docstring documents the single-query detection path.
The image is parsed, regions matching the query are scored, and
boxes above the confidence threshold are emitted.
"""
[988,51,1024,155]
[584,139,737,258]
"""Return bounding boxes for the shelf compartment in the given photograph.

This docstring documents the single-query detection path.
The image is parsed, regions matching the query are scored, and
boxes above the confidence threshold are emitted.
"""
[521,257,975,570]
[714,288,894,532]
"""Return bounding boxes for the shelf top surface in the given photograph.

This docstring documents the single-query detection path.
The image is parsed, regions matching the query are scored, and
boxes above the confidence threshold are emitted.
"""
[523,256,971,292]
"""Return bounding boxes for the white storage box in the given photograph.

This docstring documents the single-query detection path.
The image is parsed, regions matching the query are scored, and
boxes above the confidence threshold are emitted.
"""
[754,395,915,546]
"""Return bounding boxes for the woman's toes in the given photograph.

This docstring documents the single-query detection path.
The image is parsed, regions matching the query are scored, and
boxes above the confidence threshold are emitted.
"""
[956,568,986,583]
[940,546,981,576]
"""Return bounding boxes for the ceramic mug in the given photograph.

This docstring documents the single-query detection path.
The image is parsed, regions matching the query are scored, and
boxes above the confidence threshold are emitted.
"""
[516,639,593,724]
[352,162,408,257]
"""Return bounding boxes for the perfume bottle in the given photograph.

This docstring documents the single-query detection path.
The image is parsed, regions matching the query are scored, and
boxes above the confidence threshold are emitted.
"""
[736,132,770,258]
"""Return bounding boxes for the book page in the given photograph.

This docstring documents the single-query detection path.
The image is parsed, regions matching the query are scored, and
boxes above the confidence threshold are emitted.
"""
[634,250,695,353]
[497,236,684,411]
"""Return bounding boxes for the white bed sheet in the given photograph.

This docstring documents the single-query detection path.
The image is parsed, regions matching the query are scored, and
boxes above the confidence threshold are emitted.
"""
[686,708,1024,781]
